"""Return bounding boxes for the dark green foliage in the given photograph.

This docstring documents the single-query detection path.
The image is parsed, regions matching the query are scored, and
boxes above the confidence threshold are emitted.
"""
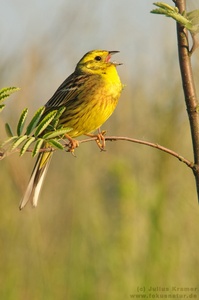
[1,93,71,157]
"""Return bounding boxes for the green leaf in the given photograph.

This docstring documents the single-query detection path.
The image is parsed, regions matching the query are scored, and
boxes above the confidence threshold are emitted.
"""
[152,2,178,12]
[17,108,28,136]
[0,94,12,103]
[50,106,66,128]
[48,139,64,150]
[0,87,20,103]
[43,127,72,139]
[5,123,14,137]
[11,135,28,150]
[32,138,44,157]
[151,2,198,34]
[34,110,57,137]
[20,136,35,156]
[26,106,45,135]
[0,104,5,112]
[0,87,20,97]
[187,10,199,34]
[1,136,17,147]
[55,106,66,119]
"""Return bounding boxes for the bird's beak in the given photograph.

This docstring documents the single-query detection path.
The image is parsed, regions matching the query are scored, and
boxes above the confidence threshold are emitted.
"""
[107,51,122,65]
[109,51,120,55]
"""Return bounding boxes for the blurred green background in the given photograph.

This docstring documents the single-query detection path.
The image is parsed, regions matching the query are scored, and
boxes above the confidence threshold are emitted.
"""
[1,0,199,299]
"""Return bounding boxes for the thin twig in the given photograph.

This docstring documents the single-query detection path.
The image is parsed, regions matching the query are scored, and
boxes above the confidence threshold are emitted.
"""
[0,135,193,168]
[79,136,193,169]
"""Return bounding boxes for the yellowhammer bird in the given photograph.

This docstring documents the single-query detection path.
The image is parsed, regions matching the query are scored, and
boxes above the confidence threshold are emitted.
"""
[19,49,123,210]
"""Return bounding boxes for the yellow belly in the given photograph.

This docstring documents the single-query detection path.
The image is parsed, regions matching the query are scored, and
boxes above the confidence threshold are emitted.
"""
[60,72,123,137]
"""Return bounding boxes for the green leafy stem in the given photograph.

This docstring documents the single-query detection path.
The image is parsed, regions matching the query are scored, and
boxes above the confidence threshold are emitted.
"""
[151,2,199,34]
[0,87,72,158]
[3,107,72,157]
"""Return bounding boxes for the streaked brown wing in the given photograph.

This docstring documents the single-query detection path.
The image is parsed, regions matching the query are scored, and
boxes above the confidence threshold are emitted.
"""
[44,73,91,109]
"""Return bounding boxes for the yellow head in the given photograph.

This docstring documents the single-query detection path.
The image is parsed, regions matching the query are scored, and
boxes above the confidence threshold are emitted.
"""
[75,50,122,75]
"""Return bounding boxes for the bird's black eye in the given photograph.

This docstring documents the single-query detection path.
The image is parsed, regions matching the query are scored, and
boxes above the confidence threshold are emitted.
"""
[95,56,102,61]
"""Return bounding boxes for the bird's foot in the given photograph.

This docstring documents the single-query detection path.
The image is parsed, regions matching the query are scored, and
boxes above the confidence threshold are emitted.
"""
[86,129,106,151]
[65,134,79,156]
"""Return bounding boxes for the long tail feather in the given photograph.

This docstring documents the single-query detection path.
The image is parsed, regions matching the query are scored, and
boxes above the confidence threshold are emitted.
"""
[19,149,53,210]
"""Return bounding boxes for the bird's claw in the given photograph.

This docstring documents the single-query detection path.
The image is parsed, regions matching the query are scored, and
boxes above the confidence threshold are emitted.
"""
[96,130,106,151]
[65,134,79,156]
[86,129,107,151]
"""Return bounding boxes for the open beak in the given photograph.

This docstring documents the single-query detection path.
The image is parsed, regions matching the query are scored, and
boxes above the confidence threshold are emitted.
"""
[106,51,122,65]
